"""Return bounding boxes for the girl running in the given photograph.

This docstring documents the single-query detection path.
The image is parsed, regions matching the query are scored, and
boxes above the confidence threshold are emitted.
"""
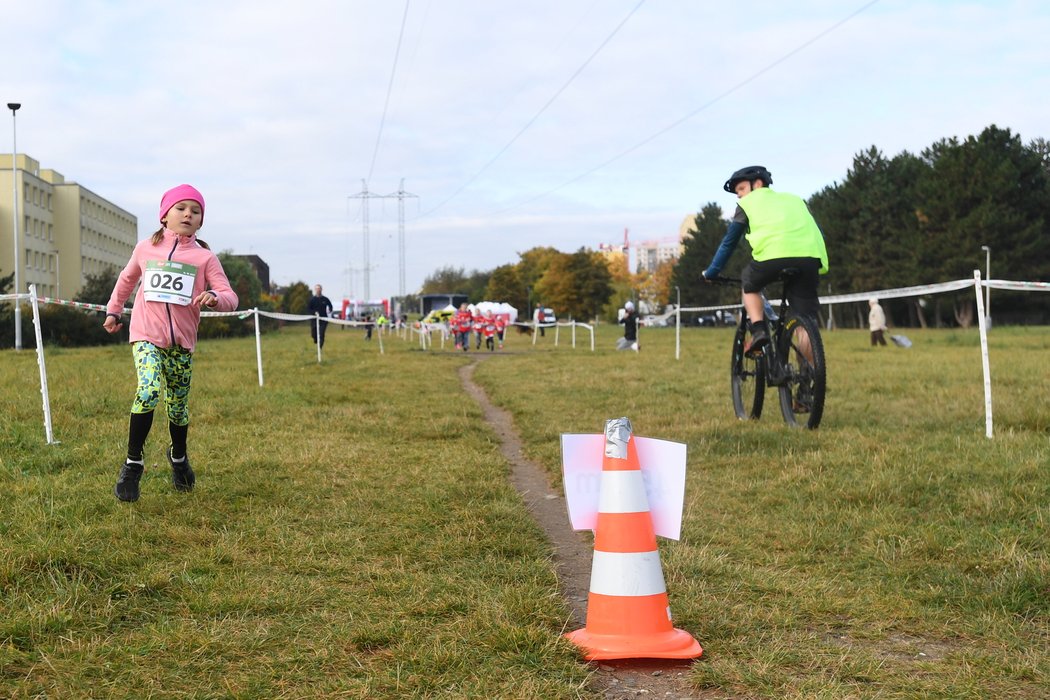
[104,184,238,502]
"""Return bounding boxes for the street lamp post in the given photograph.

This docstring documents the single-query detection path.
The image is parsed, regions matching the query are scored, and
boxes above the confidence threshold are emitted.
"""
[980,245,991,328]
[674,285,681,360]
[8,102,21,350]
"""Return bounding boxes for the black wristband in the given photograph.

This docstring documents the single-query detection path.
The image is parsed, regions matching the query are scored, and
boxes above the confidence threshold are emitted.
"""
[106,313,121,321]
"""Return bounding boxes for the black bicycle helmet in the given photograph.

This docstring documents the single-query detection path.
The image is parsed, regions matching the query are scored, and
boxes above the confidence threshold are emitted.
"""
[723,165,772,193]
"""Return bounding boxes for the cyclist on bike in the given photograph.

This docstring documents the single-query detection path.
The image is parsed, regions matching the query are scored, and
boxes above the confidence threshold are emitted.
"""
[702,165,828,354]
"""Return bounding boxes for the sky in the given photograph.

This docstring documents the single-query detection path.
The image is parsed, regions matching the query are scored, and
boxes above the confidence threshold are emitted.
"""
[4,0,1048,303]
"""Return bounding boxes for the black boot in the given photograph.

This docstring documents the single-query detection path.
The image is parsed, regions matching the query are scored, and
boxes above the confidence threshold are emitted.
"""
[115,461,144,502]
[745,320,769,356]
[167,446,196,492]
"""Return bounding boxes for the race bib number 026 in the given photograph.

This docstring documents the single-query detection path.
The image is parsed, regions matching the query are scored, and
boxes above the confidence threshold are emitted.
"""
[143,260,198,306]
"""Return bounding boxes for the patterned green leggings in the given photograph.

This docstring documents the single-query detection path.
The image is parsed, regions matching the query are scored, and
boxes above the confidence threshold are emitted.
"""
[131,341,194,426]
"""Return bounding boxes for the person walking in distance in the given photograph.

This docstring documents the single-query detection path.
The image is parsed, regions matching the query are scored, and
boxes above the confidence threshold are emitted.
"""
[103,184,238,502]
[308,284,333,349]
[868,298,888,346]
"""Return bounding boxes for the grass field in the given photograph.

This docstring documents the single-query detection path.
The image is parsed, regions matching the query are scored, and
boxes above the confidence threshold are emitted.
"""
[2,321,1047,698]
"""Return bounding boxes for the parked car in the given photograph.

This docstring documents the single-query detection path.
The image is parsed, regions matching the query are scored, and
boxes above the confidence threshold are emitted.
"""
[697,310,737,327]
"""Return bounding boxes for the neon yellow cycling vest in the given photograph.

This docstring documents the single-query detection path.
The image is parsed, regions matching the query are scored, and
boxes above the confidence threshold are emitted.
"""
[738,187,829,274]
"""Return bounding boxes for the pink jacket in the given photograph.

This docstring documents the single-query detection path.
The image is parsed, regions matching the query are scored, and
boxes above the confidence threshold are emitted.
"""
[107,229,238,352]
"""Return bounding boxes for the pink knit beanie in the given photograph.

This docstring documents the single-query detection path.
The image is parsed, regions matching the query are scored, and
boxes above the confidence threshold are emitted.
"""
[159,184,205,225]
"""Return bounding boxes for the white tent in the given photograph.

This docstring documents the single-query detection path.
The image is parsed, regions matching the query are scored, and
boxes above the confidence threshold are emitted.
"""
[469,301,518,323]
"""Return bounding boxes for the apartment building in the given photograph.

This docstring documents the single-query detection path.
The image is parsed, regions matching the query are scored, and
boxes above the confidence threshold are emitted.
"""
[0,154,137,299]
[634,217,692,274]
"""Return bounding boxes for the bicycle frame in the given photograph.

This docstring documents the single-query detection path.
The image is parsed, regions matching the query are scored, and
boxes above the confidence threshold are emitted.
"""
[715,274,827,429]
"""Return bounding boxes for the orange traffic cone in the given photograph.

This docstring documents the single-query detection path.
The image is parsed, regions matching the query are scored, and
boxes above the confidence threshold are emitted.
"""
[565,417,702,660]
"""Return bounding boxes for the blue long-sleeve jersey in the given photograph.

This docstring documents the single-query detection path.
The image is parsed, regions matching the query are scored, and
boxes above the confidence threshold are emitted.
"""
[702,206,748,279]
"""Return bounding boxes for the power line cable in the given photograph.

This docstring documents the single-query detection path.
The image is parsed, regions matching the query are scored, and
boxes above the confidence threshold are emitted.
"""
[486,0,603,126]
[418,0,647,217]
[367,0,412,184]
[484,0,882,216]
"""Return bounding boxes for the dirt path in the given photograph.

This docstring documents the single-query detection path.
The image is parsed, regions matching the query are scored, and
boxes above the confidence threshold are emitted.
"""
[460,361,702,699]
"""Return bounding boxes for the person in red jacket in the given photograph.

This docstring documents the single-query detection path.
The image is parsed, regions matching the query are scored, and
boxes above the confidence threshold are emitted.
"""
[452,303,472,351]
[494,313,506,350]
[482,310,498,351]
[103,184,238,502]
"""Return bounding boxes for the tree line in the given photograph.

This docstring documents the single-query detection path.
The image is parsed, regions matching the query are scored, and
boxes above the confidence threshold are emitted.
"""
[4,125,1046,347]
[1,253,279,348]
[674,124,1049,328]
[421,125,1047,329]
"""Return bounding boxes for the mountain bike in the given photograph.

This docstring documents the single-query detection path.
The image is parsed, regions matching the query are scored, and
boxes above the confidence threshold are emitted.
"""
[709,271,827,429]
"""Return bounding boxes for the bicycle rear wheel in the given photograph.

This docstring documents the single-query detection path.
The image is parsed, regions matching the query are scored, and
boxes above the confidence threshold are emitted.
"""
[731,321,765,420]
[777,313,826,429]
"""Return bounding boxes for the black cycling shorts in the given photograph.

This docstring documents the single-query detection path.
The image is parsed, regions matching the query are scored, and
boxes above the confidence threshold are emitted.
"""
[741,257,822,320]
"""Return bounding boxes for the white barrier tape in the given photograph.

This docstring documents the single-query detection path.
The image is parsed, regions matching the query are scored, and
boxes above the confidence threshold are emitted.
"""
[0,298,398,325]
[200,309,248,318]
[681,277,985,314]
[7,276,1046,318]
[987,280,1050,292]
[589,550,667,597]
[818,279,974,305]
[598,470,651,514]
[679,303,741,314]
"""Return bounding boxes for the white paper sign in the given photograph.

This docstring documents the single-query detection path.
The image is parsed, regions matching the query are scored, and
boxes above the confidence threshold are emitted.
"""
[560,433,687,540]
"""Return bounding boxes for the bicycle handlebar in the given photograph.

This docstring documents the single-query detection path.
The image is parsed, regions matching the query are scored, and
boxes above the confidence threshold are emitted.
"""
[704,275,741,286]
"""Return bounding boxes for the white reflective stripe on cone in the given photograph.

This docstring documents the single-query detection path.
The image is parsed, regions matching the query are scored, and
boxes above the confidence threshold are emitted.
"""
[589,550,667,597]
[597,470,650,514]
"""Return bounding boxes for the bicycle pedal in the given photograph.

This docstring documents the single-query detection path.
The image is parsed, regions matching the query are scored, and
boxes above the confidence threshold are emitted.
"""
[744,344,766,358]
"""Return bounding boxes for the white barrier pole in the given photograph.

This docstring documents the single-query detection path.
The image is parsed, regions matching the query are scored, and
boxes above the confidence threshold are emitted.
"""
[589,324,594,352]
[532,322,539,346]
[974,271,993,439]
[315,315,322,363]
[572,321,576,348]
[254,309,264,387]
[554,323,560,346]
[378,322,384,355]
[675,305,681,360]
[29,286,57,444]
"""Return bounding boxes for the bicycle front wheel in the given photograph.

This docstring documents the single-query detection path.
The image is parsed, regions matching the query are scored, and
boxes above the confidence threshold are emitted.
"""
[731,321,765,420]
[777,313,827,429]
